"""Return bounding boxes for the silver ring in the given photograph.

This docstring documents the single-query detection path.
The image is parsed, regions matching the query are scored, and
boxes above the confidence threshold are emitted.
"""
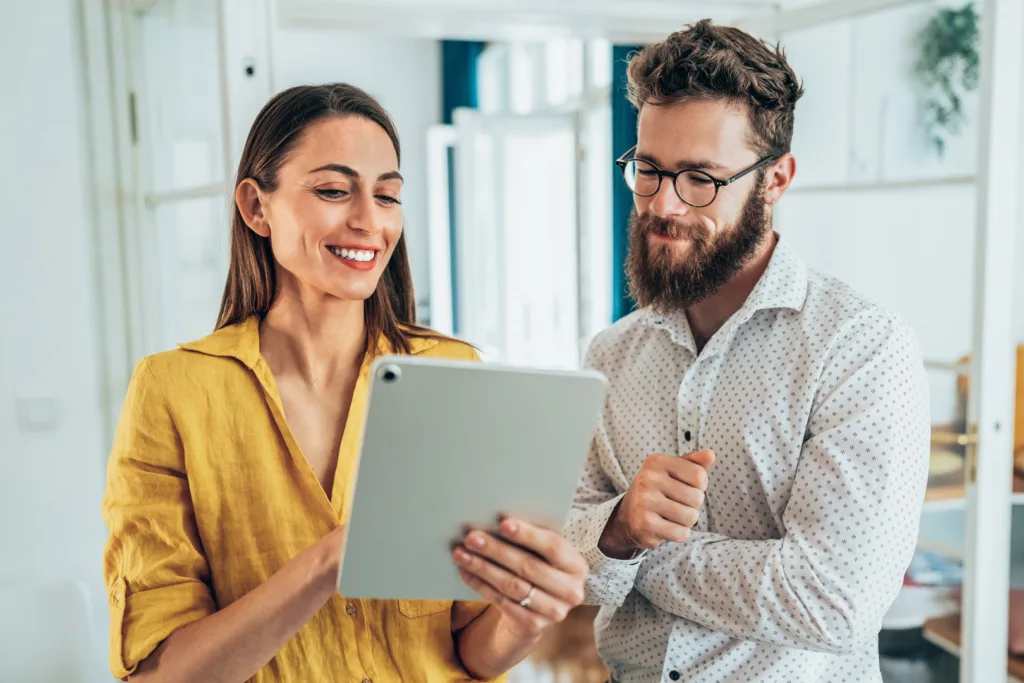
[519,586,537,609]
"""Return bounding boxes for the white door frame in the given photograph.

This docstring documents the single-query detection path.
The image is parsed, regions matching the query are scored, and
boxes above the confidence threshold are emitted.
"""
[79,0,274,441]
[960,0,1024,680]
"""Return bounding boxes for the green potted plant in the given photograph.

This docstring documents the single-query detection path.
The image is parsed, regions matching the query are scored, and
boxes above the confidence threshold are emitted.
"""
[913,2,980,155]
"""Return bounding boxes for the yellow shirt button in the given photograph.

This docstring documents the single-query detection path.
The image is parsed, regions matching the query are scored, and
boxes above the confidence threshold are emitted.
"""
[346,604,357,616]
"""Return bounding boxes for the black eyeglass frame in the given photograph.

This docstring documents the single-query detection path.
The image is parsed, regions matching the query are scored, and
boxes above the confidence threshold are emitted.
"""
[615,145,778,208]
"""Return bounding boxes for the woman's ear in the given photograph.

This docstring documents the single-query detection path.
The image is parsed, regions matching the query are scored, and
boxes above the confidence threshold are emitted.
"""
[236,179,271,237]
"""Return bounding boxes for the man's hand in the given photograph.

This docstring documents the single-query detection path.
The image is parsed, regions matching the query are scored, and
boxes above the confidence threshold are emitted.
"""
[598,450,715,559]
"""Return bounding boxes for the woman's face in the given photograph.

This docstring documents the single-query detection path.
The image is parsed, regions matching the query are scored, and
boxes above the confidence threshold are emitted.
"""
[237,115,404,303]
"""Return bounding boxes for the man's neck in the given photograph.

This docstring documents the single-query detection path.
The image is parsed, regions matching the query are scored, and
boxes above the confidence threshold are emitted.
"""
[686,231,778,352]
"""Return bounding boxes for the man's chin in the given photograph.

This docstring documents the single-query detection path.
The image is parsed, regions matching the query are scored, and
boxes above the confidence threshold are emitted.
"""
[647,242,695,271]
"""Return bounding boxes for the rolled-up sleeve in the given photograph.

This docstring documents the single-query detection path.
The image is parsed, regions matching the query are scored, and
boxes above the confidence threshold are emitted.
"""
[101,358,216,680]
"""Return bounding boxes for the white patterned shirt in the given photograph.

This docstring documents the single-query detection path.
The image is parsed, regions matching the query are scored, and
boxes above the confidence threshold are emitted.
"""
[564,235,931,683]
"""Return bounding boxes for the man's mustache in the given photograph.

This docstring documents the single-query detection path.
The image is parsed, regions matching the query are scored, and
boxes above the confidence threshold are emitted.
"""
[633,212,707,243]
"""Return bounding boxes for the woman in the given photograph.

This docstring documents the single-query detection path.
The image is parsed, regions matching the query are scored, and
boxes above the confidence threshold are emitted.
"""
[101,83,590,683]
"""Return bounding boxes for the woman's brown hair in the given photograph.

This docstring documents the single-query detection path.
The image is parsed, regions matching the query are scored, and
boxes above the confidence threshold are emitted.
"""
[216,83,442,355]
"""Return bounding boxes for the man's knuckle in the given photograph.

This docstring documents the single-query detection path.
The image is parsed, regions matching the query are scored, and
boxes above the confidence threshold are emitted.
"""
[640,511,659,531]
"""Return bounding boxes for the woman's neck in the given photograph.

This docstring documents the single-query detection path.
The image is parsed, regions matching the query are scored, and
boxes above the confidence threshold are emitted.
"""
[259,288,367,391]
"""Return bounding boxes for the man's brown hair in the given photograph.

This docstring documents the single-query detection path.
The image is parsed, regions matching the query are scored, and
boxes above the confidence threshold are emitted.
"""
[627,19,804,158]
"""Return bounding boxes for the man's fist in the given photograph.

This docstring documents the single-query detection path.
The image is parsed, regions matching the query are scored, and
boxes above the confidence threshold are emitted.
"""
[598,450,715,559]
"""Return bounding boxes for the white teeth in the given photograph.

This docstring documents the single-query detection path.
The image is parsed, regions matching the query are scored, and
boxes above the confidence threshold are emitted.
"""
[330,247,375,262]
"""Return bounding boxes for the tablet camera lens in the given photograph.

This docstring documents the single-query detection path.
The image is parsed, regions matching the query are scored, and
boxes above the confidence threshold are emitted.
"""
[380,365,401,383]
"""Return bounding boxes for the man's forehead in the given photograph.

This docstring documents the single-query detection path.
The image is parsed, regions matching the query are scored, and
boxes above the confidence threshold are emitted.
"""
[637,101,752,166]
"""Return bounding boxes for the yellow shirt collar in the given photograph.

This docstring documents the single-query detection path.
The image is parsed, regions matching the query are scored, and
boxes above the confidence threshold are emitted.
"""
[177,316,442,367]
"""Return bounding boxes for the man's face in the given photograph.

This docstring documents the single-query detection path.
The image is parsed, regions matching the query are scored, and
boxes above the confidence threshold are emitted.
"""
[626,99,773,311]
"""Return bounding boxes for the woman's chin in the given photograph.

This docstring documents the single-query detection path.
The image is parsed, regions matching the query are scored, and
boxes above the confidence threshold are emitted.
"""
[324,281,378,303]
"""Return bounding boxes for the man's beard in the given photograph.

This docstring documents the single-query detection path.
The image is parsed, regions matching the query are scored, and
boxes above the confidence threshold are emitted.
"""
[626,185,770,312]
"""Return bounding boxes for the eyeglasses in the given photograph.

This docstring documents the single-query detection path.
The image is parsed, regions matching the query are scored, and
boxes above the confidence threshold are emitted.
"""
[615,146,778,208]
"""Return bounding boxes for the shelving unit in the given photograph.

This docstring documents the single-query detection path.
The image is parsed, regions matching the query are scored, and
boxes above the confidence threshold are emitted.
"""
[924,615,1024,683]
[923,482,1024,512]
[922,433,1024,512]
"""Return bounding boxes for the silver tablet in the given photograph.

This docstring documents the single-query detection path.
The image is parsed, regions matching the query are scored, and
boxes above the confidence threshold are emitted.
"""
[337,355,607,601]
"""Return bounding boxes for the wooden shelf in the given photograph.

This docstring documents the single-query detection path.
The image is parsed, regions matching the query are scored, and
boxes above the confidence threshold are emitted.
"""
[923,473,1024,511]
[924,614,1024,682]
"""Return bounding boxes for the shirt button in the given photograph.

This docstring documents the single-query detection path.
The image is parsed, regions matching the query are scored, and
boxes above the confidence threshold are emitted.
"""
[362,678,372,683]
[669,672,681,681]
[346,603,357,616]
[684,430,692,442]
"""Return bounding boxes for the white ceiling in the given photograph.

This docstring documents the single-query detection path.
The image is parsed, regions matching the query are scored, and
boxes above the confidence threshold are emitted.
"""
[277,0,778,42]
[276,0,932,42]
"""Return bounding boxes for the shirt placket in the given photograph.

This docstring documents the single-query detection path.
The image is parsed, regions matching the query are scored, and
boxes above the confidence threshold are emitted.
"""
[676,358,700,459]
[678,353,716,533]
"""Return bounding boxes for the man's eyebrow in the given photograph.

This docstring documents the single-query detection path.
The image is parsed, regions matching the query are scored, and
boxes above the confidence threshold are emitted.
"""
[634,151,728,172]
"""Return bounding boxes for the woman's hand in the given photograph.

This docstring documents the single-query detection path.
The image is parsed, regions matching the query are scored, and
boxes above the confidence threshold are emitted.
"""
[306,525,347,601]
[452,517,588,638]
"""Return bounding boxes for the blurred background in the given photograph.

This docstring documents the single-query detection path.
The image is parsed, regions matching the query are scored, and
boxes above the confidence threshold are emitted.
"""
[2,0,1023,681]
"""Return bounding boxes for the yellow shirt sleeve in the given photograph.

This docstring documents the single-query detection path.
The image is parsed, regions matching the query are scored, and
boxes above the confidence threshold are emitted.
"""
[101,358,217,680]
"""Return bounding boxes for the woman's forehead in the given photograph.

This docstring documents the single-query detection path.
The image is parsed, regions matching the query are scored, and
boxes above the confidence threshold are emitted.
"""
[289,117,400,175]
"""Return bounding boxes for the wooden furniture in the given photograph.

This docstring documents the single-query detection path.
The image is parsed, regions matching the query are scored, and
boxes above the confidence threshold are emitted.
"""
[925,614,1024,683]
[524,606,608,683]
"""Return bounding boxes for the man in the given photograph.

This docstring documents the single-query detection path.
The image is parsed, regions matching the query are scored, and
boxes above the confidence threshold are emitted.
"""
[564,19,930,683]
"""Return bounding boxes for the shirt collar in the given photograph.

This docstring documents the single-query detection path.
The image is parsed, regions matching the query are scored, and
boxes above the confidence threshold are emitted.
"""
[735,233,808,317]
[178,316,441,368]
[643,233,809,348]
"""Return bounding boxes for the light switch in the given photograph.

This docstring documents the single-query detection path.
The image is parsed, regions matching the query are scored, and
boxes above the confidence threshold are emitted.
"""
[15,396,61,433]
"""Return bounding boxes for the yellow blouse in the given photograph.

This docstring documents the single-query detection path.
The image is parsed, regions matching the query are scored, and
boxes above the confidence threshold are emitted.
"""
[101,318,500,683]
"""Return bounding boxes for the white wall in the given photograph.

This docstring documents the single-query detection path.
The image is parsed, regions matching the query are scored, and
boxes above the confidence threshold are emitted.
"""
[272,29,443,314]
[0,14,440,680]
[0,0,110,680]
[777,3,1023,423]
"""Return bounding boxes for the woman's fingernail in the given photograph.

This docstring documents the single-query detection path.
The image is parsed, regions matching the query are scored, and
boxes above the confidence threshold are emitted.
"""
[502,519,519,535]
[453,547,469,562]
[470,534,486,548]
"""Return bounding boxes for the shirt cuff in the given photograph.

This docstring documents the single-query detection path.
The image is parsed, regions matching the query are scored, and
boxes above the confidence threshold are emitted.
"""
[576,494,645,606]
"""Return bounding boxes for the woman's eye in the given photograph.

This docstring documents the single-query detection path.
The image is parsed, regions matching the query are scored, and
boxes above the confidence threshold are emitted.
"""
[316,188,348,200]
[376,195,401,206]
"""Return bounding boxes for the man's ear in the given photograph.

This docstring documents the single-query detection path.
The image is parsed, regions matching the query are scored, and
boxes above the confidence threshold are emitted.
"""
[236,179,271,237]
[763,153,796,206]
